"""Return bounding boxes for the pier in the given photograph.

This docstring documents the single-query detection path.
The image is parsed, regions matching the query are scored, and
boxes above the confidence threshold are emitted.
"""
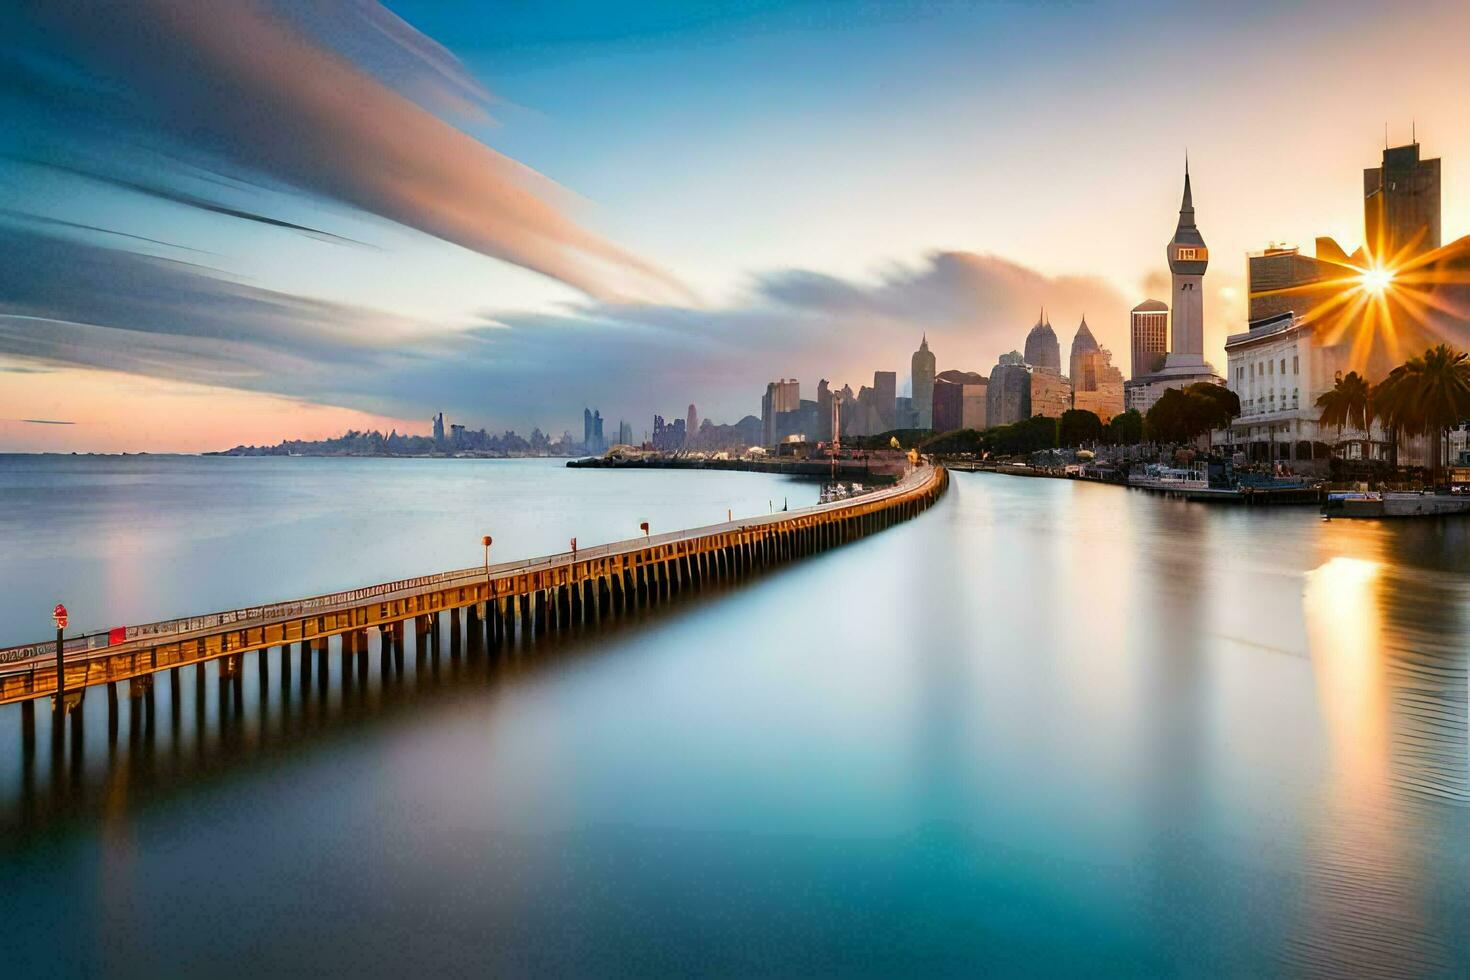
[0,464,948,734]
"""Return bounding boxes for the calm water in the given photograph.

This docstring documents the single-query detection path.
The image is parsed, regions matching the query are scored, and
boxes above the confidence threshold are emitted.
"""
[1,457,1467,976]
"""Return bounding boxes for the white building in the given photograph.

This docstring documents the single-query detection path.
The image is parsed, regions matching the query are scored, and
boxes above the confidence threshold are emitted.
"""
[1222,311,1413,468]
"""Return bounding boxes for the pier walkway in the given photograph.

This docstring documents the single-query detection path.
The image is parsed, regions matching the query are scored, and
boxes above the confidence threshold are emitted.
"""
[1,463,947,715]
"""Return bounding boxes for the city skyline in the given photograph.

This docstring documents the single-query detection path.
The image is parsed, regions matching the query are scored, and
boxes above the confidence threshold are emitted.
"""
[5,1,1470,452]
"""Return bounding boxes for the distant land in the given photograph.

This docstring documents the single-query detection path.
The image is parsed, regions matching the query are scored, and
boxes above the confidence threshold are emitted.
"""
[212,417,768,458]
[210,427,581,458]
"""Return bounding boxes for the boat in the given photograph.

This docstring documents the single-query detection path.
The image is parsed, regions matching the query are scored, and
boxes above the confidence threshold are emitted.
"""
[1323,491,1470,518]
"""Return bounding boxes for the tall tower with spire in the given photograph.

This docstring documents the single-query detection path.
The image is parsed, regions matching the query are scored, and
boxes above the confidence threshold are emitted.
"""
[911,334,936,430]
[1164,161,1208,367]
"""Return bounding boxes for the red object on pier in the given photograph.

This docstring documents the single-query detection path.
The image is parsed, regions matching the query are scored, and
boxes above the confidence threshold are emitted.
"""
[109,627,126,646]
[52,603,68,630]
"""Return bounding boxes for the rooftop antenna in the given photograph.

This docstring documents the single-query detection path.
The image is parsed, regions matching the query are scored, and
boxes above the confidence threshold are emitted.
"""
[1412,118,1417,144]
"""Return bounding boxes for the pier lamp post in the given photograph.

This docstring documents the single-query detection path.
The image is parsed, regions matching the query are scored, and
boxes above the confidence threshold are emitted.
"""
[639,521,650,539]
[52,602,68,712]
[482,535,492,584]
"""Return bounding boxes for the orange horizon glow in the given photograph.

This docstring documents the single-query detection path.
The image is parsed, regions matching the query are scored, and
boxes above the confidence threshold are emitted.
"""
[0,363,425,454]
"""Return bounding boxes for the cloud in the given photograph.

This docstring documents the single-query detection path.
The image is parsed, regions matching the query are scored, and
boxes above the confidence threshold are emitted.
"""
[0,225,418,390]
[20,162,368,246]
[6,0,685,301]
[0,224,1129,434]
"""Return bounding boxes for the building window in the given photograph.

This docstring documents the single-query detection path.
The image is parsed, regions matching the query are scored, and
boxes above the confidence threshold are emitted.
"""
[1268,360,1274,375]
[1280,358,1286,375]
[1293,355,1299,374]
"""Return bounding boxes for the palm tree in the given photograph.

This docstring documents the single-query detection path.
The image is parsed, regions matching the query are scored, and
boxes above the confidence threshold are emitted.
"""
[1315,371,1374,457]
[1373,345,1470,483]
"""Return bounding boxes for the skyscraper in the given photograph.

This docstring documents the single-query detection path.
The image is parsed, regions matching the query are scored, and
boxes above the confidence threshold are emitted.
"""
[1029,369,1071,419]
[593,410,605,451]
[816,379,834,441]
[1364,140,1440,259]
[986,353,1030,427]
[1069,316,1099,384]
[1023,310,1061,372]
[761,379,800,445]
[1071,348,1126,423]
[583,407,594,448]
[432,411,445,446]
[873,371,897,432]
[618,420,633,447]
[1129,300,1168,378]
[910,336,936,430]
[932,370,988,431]
[686,404,698,446]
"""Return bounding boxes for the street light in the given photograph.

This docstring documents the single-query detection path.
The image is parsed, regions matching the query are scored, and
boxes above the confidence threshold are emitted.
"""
[52,602,68,710]
[482,535,493,584]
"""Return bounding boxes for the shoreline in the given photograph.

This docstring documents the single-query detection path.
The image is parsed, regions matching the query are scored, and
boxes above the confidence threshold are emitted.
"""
[567,454,905,482]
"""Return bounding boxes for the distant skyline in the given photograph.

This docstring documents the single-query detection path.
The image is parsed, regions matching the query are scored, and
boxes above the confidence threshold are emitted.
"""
[4,0,1470,451]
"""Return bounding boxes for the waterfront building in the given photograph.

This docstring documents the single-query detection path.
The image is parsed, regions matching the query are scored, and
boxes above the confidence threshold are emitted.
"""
[896,396,916,430]
[1068,316,1099,385]
[583,408,606,452]
[652,414,687,451]
[617,420,633,447]
[775,399,820,443]
[838,383,857,437]
[816,379,834,441]
[1071,346,1125,423]
[761,378,800,445]
[911,336,936,430]
[873,370,897,432]
[432,411,445,446]
[986,354,1030,427]
[1129,299,1168,378]
[1024,311,1061,372]
[932,370,988,432]
[852,385,876,436]
[449,423,466,449]
[1246,244,1334,322]
[1223,312,1329,464]
[685,404,698,447]
[1365,140,1440,258]
[1029,366,1072,419]
[1126,164,1226,411]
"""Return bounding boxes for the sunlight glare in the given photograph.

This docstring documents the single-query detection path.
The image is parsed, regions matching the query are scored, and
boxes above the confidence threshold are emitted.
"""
[1358,266,1394,294]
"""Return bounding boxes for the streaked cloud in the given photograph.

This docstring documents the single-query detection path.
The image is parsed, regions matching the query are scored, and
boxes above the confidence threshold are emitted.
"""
[4,0,685,301]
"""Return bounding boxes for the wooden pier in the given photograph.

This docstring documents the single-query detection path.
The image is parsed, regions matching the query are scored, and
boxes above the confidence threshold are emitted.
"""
[0,464,948,722]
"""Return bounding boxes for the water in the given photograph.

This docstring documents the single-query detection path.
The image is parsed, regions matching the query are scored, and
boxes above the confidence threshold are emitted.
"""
[1,459,1467,976]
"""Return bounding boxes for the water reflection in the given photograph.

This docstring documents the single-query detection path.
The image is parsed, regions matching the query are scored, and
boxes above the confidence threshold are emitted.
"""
[3,575,747,841]
[1,466,1467,976]
[1296,550,1468,975]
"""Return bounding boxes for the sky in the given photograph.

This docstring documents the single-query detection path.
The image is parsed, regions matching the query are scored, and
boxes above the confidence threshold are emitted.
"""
[3,0,1470,452]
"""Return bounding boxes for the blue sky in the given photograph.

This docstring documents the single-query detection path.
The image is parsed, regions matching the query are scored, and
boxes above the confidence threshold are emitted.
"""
[2,0,1468,450]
